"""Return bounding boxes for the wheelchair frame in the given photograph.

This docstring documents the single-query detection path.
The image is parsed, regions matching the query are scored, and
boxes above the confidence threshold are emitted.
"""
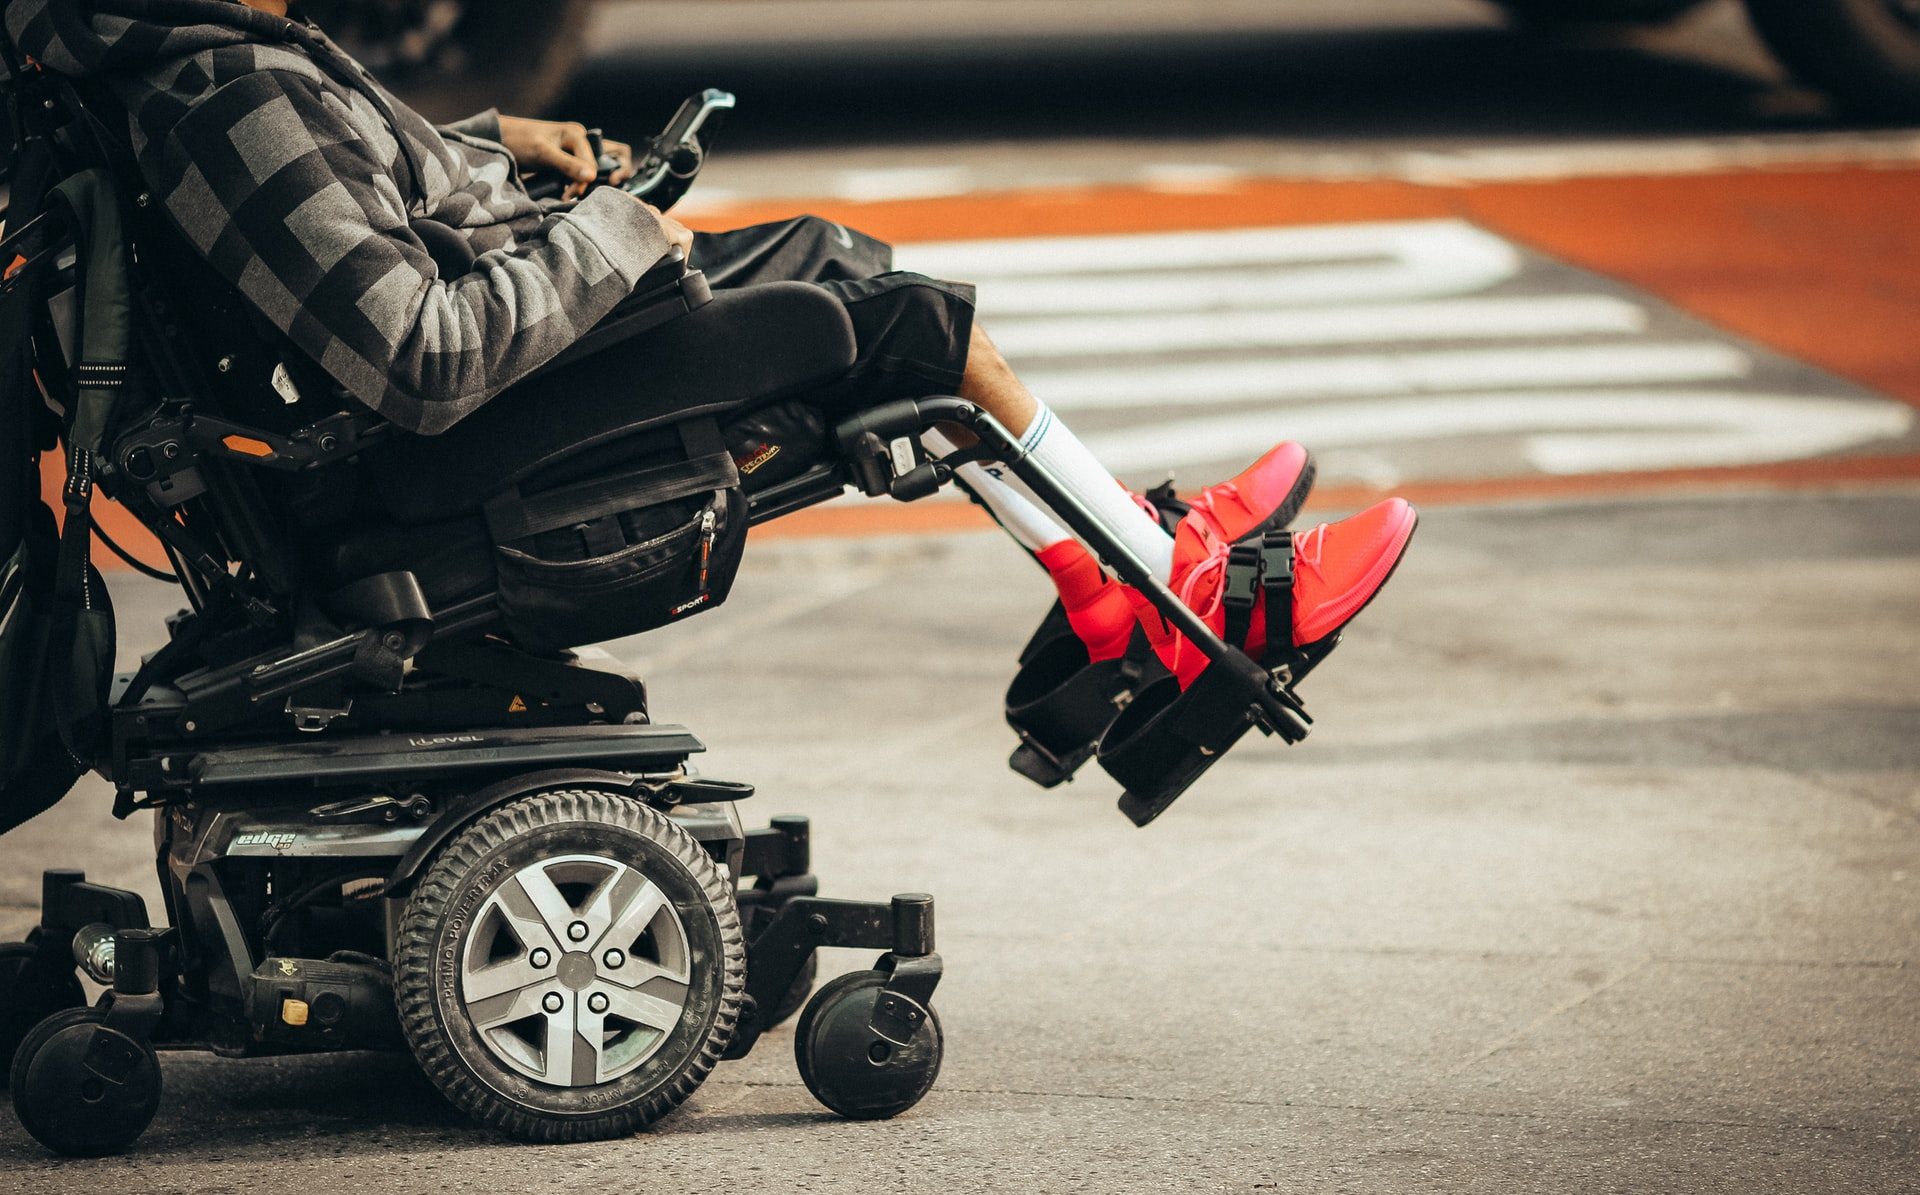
[0,39,1313,1154]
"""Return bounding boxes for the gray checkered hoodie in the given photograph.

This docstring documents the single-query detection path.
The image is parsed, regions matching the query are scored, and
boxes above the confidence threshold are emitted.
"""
[5,0,672,434]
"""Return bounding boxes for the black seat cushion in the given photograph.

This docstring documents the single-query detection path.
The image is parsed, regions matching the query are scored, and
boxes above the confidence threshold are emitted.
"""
[372,281,857,524]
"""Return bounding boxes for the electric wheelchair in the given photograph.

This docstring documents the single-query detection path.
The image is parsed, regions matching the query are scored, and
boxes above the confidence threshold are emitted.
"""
[0,46,1320,1158]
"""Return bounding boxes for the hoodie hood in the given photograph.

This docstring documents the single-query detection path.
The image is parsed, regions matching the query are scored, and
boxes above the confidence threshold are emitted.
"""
[6,0,435,215]
[5,0,286,81]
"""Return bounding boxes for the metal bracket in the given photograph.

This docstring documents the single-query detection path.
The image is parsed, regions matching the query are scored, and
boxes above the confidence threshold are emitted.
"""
[729,892,942,1059]
[870,951,943,1046]
[284,697,352,733]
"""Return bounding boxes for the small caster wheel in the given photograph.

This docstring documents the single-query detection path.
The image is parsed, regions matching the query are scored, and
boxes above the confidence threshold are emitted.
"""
[0,943,86,1083]
[795,970,942,1120]
[10,1007,163,1157]
[764,953,818,1031]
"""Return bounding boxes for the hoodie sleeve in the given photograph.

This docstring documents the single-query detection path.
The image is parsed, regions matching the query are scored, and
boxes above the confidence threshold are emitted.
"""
[438,107,502,143]
[152,70,671,434]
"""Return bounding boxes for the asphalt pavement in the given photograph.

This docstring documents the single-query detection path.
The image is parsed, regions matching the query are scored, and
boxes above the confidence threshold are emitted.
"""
[3,488,1917,1193]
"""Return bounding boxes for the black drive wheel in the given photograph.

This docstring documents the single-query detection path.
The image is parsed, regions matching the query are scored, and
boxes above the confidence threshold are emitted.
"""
[1746,0,1920,118]
[795,970,943,1120]
[10,1006,163,1157]
[764,953,818,1031]
[0,943,86,1085]
[394,790,746,1142]
[1488,0,1709,25]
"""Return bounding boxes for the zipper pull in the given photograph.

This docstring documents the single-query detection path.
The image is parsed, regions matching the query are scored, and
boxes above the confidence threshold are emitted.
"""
[697,507,716,591]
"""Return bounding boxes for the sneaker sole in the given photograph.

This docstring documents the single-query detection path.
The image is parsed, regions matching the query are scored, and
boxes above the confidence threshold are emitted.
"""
[1251,451,1318,540]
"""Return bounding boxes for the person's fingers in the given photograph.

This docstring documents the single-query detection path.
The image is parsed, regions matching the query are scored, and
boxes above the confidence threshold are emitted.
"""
[603,138,635,187]
[658,213,694,258]
[555,122,599,182]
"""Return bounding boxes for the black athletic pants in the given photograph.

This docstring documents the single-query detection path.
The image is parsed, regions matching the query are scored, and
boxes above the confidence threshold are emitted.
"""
[689,215,978,414]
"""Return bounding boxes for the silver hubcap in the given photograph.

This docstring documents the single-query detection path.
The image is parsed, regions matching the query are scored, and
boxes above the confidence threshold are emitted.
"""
[459,853,691,1088]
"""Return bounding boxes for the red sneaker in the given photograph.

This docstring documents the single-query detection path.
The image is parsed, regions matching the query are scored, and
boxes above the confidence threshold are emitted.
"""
[1131,498,1418,687]
[1038,443,1315,663]
[1273,497,1418,650]
[1187,441,1316,543]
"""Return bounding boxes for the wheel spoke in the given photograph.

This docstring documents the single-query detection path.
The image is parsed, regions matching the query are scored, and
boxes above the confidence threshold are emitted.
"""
[505,865,582,944]
[462,955,547,1004]
[583,868,663,954]
[595,981,688,1033]
[541,1002,591,1087]
[467,980,553,1034]
[489,883,563,958]
[599,955,684,990]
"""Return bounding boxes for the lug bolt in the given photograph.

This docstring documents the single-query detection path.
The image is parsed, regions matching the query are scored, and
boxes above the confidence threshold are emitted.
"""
[529,949,551,968]
[587,993,609,1014]
[542,993,564,1014]
[567,922,589,942]
[602,949,625,970]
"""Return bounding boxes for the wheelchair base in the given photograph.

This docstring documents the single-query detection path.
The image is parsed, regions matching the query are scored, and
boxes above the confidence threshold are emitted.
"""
[7,687,946,1153]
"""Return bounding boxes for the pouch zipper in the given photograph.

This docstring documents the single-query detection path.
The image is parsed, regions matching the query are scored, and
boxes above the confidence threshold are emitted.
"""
[696,507,717,593]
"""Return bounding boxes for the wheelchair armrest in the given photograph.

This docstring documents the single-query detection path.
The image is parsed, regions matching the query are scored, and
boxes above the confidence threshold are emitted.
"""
[524,248,712,383]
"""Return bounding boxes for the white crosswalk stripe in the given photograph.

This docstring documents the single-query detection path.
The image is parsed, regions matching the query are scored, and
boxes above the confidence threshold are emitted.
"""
[896,220,1916,484]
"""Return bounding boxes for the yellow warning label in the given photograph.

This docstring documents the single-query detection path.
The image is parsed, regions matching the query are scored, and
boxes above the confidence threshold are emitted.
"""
[507,695,527,713]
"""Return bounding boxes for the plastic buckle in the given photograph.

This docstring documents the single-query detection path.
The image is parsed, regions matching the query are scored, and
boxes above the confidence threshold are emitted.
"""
[1223,542,1261,613]
[1259,534,1290,595]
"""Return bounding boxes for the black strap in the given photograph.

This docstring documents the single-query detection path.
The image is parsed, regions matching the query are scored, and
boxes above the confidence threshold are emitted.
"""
[1223,530,1294,656]
[1223,543,1260,652]
[484,447,739,544]
[1259,531,1294,658]
[678,416,727,460]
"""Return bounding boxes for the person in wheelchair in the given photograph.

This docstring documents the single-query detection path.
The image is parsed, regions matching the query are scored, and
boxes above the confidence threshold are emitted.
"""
[7,0,1416,690]
[0,0,1427,1157]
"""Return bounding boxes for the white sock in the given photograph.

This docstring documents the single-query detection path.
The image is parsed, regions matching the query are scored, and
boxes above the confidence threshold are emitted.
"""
[924,430,1071,554]
[1019,403,1175,579]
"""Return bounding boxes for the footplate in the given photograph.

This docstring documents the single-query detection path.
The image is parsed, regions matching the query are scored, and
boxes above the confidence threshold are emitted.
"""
[1099,648,1315,827]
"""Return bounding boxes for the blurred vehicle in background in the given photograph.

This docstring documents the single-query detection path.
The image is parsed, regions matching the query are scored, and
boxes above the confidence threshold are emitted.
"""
[1493,0,1920,117]
[314,0,1920,122]
[304,0,598,119]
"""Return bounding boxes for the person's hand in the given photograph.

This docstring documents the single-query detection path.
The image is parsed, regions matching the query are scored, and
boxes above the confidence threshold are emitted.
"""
[497,115,602,198]
[643,201,695,261]
[599,137,636,189]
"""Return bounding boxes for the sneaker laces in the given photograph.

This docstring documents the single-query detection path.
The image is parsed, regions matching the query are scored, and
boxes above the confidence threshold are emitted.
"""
[1166,533,1232,673]
[1292,523,1327,588]
[1189,481,1243,529]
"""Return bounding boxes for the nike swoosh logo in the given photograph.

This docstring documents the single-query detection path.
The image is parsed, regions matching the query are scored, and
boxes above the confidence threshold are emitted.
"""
[830,222,854,249]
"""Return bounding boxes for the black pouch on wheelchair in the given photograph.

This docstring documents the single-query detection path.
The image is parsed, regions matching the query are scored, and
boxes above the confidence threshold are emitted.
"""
[482,418,748,652]
[721,399,829,494]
